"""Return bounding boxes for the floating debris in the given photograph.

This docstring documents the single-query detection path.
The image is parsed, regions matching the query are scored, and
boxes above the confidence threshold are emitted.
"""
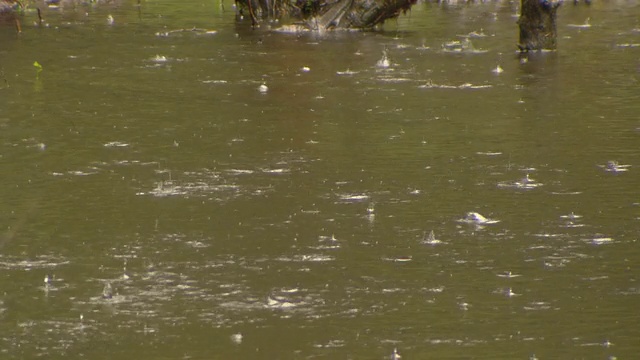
[107,15,114,26]
[533,233,564,239]
[261,167,289,174]
[280,287,300,294]
[560,212,582,220]
[476,151,502,156]
[230,333,243,345]
[492,65,504,74]
[458,83,491,89]
[600,160,631,173]
[336,69,358,76]
[523,301,551,311]
[616,43,640,48]
[102,282,113,299]
[313,234,341,250]
[258,83,268,93]
[155,27,218,37]
[382,256,413,262]
[104,141,130,148]
[460,29,487,38]
[441,38,488,54]
[275,254,335,262]
[376,49,391,68]
[559,212,585,228]
[390,348,402,360]
[505,288,520,297]
[366,211,375,224]
[562,220,585,228]
[590,237,614,245]
[226,169,254,175]
[499,173,543,190]
[300,66,311,72]
[201,79,228,84]
[67,170,99,176]
[266,296,298,309]
[376,76,413,83]
[567,17,591,29]
[426,286,445,294]
[0,256,70,270]
[272,24,309,33]
[151,55,168,63]
[122,259,130,280]
[418,80,492,90]
[421,230,443,245]
[442,39,468,52]
[366,202,375,215]
[459,212,500,225]
[497,271,521,279]
[551,190,583,195]
[337,193,369,202]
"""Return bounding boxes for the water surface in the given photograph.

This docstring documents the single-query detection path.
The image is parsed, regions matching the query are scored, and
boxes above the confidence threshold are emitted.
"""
[1,1,639,358]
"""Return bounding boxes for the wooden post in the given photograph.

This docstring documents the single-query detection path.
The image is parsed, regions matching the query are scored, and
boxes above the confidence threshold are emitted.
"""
[518,0,562,51]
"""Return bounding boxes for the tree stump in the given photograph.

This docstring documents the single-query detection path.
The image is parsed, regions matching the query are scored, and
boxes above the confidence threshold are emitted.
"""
[518,0,562,51]
[236,0,417,30]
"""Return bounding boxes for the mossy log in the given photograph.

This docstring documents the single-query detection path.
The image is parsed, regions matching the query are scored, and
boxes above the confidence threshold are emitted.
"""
[518,0,562,51]
[236,0,417,30]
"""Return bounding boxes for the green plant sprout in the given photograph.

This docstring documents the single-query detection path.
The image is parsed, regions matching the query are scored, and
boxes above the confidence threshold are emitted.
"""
[33,61,42,79]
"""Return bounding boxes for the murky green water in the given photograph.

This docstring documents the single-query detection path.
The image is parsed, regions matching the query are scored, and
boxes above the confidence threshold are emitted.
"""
[1,1,639,358]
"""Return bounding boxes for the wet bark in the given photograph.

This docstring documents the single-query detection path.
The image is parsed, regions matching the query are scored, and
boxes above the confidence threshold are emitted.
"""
[518,0,562,51]
[236,0,417,30]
